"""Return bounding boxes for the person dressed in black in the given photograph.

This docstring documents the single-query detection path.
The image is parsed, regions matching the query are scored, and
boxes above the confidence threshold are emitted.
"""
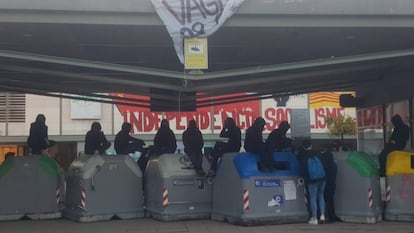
[27,114,56,155]
[244,117,273,172]
[378,114,410,177]
[114,122,146,155]
[84,122,111,155]
[183,119,205,176]
[151,119,177,156]
[320,146,338,223]
[208,117,241,176]
[266,120,293,154]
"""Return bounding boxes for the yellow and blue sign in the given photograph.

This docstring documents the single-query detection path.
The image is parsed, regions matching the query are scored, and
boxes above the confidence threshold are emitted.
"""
[184,37,208,70]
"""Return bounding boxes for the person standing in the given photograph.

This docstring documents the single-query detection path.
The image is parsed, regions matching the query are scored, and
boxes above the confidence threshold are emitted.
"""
[84,122,111,155]
[208,117,241,176]
[114,122,146,155]
[320,147,338,223]
[152,119,177,156]
[244,117,273,172]
[27,114,56,155]
[299,139,326,225]
[378,114,410,177]
[182,119,205,176]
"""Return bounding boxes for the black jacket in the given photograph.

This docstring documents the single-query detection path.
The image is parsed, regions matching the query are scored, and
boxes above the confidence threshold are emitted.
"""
[244,125,265,153]
[220,124,241,153]
[114,129,145,155]
[319,150,337,185]
[84,123,110,155]
[182,123,204,155]
[153,124,177,155]
[389,114,410,150]
[266,128,292,152]
[28,122,49,152]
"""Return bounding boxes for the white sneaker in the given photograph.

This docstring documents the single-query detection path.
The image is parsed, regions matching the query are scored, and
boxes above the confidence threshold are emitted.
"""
[308,218,318,225]
[320,214,325,223]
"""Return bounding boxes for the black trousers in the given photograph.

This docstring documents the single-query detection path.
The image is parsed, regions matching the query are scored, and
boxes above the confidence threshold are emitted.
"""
[324,181,336,221]
[248,144,273,170]
[125,141,145,154]
[210,141,227,172]
[188,151,203,169]
[31,139,56,155]
[378,143,399,177]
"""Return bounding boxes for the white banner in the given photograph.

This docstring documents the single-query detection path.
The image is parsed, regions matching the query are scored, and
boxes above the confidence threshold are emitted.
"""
[71,99,101,119]
[151,0,245,64]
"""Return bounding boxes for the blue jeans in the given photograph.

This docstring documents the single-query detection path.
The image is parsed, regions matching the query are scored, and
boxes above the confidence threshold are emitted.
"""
[308,181,326,218]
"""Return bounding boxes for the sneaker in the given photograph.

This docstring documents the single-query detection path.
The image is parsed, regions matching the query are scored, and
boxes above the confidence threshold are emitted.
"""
[195,169,206,177]
[207,170,216,177]
[308,218,318,225]
[320,214,325,224]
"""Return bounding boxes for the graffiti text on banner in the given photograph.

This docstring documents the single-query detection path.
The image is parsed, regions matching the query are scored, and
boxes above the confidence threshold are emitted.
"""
[357,106,383,129]
[113,93,355,134]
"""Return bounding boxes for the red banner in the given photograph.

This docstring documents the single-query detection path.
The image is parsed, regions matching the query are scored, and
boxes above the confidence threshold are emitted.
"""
[357,106,383,129]
[112,93,355,133]
[113,93,260,133]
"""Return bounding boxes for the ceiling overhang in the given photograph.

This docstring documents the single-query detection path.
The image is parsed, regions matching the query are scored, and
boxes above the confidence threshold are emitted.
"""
[0,48,413,108]
[0,1,414,108]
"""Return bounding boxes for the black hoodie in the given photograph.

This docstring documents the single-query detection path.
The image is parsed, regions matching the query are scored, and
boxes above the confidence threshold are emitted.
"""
[389,114,410,150]
[182,120,204,155]
[220,118,241,153]
[244,117,266,153]
[266,121,292,152]
[153,119,177,155]
[114,122,145,154]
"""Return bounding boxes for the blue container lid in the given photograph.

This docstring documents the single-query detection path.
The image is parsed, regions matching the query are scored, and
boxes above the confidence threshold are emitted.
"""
[234,152,300,179]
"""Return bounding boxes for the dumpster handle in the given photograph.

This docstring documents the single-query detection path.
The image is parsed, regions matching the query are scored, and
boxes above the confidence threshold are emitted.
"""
[90,165,101,191]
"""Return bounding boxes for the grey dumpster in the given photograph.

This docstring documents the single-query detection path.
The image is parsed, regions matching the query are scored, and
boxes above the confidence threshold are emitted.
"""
[145,153,212,221]
[384,151,414,221]
[211,152,308,226]
[334,151,382,223]
[0,155,63,221]
[64,154,144,222]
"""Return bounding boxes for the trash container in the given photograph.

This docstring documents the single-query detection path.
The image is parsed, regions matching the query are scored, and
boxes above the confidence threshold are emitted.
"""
[145,153,212,221]
[64,154,144,222]
[334,151,382,223]
[0,155,63,220]
[384,151,414,221]
[211,152,308,226]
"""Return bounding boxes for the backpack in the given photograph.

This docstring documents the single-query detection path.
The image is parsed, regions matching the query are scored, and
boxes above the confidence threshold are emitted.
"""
[308,156,326,180]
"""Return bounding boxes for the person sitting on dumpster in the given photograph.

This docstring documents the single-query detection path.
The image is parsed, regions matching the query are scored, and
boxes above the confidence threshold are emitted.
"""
[138,119,177,172]
[378,114,410,177]
[151,119,177,156]
[207,117,241,177]
[114,122,146,155]
[183,119,205,176]
[84,121,111,155]
[27,114,56,155]
[265,120,293,154]
[244,117,274,172]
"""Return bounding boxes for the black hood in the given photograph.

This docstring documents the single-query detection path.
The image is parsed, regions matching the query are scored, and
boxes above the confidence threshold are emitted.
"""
[391,114,404,127]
